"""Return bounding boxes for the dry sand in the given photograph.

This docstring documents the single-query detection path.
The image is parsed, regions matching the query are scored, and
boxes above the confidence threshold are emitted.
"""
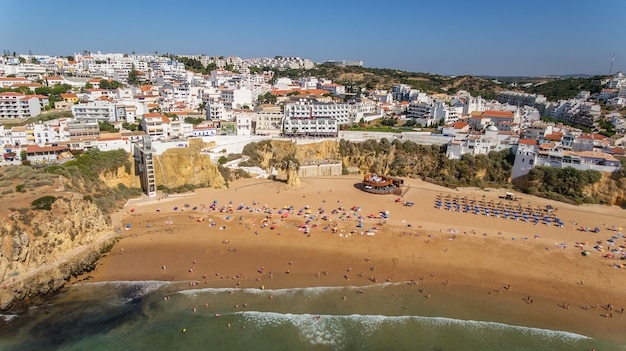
[73,176,626,343]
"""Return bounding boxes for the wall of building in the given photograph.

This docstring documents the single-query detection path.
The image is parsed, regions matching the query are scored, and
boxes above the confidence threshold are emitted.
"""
[298,163,342,177]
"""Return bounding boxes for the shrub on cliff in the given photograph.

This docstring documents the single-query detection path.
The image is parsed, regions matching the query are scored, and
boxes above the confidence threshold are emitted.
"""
[31,195,57,210]
[516,166,602,204]
[42,149,140,215]
[338,139,515,189]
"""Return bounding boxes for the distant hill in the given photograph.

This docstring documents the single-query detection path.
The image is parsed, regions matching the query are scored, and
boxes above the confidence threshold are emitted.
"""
[265,65,607,101]
[522,77,605,101]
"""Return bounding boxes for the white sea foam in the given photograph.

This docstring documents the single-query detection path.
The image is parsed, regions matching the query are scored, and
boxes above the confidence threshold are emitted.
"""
[0,313,18,322]
[176,282,397,297]
[240,311,343,346]
[233,311,590,346]
[74,280,171,292]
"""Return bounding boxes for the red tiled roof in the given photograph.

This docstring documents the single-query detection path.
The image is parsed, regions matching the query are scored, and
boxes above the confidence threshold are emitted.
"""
[519,139,537,145]
[482,110,514,118]
[592,133,607,140]
[453,121,469,129]
[544,132,563,141]
[25,145,69,153]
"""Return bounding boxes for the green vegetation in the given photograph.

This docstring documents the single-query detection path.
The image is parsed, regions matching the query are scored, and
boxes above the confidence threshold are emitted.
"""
[257,64,502,98]
[98,121,117,133]
[98,79,123,90]
[540,116,592,133]
[31,195,58,210]
[127,64,141,86]
[523,77,604,101]
[0,165,56,192]
[184,117,206,125]
[172,56,213,75]
[597,119,616,137]
[156,183,202,194]
[515,166,603,205]
[241,140,273,167]
[339,139,515,189]
[337,139,615,205]
[43,149,142,214]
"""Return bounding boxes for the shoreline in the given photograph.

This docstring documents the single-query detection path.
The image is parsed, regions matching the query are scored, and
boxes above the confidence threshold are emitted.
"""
[72,176,626,344]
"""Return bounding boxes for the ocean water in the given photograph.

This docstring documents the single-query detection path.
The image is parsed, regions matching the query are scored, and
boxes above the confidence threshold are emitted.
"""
[0,281,622,351]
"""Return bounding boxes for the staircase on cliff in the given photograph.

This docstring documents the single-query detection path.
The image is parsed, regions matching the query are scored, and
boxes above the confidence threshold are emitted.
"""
[134,135,157,197]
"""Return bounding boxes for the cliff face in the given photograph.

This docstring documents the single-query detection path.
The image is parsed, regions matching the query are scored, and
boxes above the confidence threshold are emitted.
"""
[100,155,142,189]
[154,139,226,189]
[583,172,626,207]
[0,197,113,310]
[277,140,340,186]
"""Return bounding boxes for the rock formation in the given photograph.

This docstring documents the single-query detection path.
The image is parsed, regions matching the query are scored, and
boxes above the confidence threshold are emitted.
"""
[0,197,114,310]
[154,139,226,189]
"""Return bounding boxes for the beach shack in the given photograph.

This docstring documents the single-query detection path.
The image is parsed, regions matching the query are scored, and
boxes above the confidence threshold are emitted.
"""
[504,192,516,201]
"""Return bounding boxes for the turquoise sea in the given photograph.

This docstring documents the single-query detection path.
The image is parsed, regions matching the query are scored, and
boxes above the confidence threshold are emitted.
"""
[0,281,622,351]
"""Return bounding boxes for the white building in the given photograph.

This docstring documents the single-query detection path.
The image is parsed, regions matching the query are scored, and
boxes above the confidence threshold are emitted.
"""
[220,87,253,110]
[284,100,351,126]
[254,104,283,136]
[0,92,42,119]
[141,113,170,139]
[234,111,253,136]
[445,126,517,159]
[72,101,121,122]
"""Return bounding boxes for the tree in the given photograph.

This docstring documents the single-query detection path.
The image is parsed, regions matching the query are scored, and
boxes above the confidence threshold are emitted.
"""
[98,121,117,133]
[197,102,206,113]
[85,82,93,89]
[34,86,52,95]
[99,79,110,89]
[128,64,140,86]
[122,122,138,131]
[31,196,58,210]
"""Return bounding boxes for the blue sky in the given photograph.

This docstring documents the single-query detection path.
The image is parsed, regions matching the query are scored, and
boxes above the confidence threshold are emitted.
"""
[1,0,625,76]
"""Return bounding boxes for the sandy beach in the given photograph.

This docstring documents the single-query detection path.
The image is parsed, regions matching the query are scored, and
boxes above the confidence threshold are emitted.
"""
[72,176,626,343]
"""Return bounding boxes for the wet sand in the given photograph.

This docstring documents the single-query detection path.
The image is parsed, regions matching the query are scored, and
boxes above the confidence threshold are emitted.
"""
[73,176,626,343]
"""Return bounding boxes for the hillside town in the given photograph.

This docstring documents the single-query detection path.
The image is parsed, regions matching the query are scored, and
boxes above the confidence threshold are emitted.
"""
[0,52,625,184]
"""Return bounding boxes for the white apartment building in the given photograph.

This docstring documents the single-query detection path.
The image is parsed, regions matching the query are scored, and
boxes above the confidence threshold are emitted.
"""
[167,119,193,139]
[67,119,100,141]
[349,99,384,123]
[512,140,622,179]
[206,100,227,121]
[0,77,30,88]
[0,92,42,119]
[283,116,338,137]
[26,122,59,146]
[406,102,435,126]
[141,113,169,139]
[445,126,517,159]
[1,63,46,77]
[433,102,459,125]
[284,100,351,126]
[234,112,252,136]
[391,84,421,101]
[72,101,123,122]
[319,83,346,96]
[220,87,253,110]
